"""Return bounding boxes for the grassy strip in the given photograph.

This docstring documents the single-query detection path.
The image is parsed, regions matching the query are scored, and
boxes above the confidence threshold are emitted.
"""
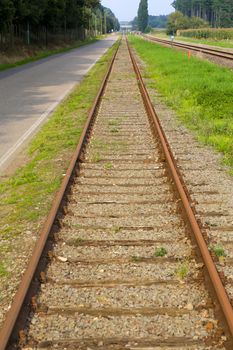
[129,35,233,172]
[175,36,233,49]
[0,37,99,72]
[152,33,233,49]
[0,41,118,242]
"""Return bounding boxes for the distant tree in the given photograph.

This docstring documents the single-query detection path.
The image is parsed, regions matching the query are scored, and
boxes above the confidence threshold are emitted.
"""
[131,16,138,30]
[137,0,148,32]
[148,15,168,28]
[167,11,209,34]
[189,16,209,28]
[103,7,120,32]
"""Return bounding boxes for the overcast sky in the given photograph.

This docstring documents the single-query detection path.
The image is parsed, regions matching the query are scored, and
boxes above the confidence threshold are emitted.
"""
[101,0,174,22]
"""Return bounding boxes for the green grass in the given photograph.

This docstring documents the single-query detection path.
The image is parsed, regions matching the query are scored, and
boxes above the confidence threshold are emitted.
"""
[72,237,86,246]
[104,162,113,170]
[176,36,233,49]
[0,41,118,241]
[154,247,167,257]
[90,153,102,163]
[108,119,120,126]
[129,35,233,173]
[211,245,227,258]
[131,256,143,262]
[151,32,233,49]
[92,139,109,149]
[175,262,189,279]
[0,37,99,72]
[0,263,8,277]
[112,226,121,233]
[110,127,119,133]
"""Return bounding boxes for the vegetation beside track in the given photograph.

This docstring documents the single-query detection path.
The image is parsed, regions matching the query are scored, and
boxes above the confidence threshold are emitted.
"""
[150,33,233,49]
[129,35,233,173]
[175,36,233,49]
[0,37,99,72]
[0,42,118,246]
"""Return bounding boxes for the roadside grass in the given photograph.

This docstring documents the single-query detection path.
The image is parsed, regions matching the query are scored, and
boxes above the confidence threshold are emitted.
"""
[0,37,99,72]
[0,41,118,240]
[129,35,233,174]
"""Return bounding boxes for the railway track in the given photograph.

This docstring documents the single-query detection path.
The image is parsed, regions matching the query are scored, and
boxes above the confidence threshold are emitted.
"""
[142,34,233,61]
[1,37,233,349]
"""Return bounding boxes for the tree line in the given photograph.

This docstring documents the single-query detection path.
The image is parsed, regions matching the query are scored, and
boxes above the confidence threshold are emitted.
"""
[172,0,233,28]
[149,15,168,28]
[131,15,168,31]
[0,0,119,46]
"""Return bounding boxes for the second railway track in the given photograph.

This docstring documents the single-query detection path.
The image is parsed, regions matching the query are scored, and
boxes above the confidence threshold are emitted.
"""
[142,34,233,61]
[1,37,233,349]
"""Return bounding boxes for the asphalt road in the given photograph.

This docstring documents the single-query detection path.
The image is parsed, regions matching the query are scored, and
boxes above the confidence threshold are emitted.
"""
[0,35,118,174]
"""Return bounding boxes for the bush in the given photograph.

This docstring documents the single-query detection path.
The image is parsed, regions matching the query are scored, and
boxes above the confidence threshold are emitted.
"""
[145,25,152,33]
[167,11,209,35]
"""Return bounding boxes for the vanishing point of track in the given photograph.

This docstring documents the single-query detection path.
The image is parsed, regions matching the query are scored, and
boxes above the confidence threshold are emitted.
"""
[0,37,233,349]
[142,34,233,61]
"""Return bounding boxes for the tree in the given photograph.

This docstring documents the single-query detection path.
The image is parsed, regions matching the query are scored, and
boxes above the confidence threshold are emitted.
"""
[137,0,148,32]
[103,7,119,32]
[167,11,189,34]
[131,16,138,30]
[166,11,208,34]
[0,0,15,30]
[148,15,168,28]
[172,0,233,28]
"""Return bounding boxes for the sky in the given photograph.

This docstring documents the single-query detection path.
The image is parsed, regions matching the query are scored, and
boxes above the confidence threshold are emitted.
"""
[101,0,174,22]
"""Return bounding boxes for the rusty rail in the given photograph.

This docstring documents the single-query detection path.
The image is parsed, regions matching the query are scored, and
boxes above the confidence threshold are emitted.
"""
[1,35,233,349]
[126,36,233,337]
[0,40,120,350]
[142,34,233,61]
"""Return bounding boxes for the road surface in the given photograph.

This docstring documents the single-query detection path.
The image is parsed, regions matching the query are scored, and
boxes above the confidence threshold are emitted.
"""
[0,35,118,174]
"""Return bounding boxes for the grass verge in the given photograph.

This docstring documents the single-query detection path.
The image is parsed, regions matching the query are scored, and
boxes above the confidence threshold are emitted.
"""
[129,35,233,173]
[150,33,233,49]
[0,37,99,72]
[175,36,233,49]
[0,41,118,240]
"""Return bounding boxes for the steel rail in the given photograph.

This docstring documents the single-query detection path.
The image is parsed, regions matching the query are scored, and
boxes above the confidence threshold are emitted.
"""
[126,37,233,337]
[0,40,120,350]
[142,34,233,61]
